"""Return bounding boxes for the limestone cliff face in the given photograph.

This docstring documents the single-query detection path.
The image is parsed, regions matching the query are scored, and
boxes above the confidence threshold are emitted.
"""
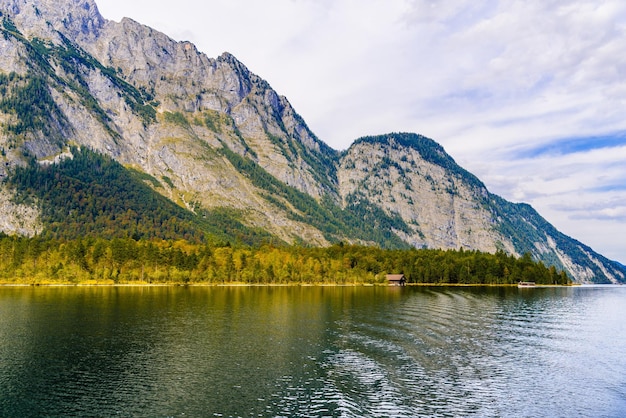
[0,0,334,245]
[0,0,104,44]
[85,14,338,200]
[0,186,42,236]
[338,135,515,255]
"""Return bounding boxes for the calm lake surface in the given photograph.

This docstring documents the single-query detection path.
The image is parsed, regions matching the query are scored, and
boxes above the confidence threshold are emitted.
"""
[1,285,625,417]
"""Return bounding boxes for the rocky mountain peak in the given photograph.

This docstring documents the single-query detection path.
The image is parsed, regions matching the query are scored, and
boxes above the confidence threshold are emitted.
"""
[0,0,104,42]
[339,133,499,252]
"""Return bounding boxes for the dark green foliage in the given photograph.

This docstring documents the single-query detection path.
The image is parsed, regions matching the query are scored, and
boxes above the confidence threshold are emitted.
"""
[163,111,189,127]
[395,248,571,285]
[134,103,157,124]
[7,147,206,241]
[315,245,571,285]
[342,195,412,248]
[30,37,50,56]
[0,72,66,141]
[196,207,281,247]
[5,147,283,246]
[289,132,338,192]
[203,110,221,132]
[2,17,20,36]
[128,168,162,188]
[161,176,174,188]
[491,196,544,256]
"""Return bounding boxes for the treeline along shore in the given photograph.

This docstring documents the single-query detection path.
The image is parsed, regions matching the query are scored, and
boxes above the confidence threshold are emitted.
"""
[0,236,571,285]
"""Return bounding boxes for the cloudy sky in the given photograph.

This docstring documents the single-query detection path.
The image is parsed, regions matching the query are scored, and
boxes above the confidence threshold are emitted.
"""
[95,0,626,264]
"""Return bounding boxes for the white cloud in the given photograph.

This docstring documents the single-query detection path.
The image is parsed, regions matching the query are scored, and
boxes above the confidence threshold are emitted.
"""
[95,0,626,263]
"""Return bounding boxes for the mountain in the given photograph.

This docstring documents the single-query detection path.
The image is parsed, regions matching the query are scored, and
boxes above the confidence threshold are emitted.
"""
[338,134,625,283]
[0,0,624,284]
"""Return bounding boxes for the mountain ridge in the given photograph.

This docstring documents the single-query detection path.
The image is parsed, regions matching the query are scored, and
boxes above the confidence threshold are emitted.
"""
[0,0,624,283]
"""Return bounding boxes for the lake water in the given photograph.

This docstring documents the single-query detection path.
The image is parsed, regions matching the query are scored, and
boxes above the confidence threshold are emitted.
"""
[0,285,625,417]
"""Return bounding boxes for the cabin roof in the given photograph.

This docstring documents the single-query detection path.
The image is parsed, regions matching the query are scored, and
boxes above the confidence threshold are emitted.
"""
[386,274,405,281]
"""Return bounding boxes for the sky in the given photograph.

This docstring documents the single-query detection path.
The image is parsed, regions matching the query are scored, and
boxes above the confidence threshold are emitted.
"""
[95,0,626,264]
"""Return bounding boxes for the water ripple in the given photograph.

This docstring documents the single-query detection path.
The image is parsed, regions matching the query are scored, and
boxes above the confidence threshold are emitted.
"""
[1,286,625,417]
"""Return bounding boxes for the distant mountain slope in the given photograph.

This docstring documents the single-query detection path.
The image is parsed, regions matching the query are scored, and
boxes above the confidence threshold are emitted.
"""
[0,0,624,283]
[338,133,625,283]
[490,196,626,284]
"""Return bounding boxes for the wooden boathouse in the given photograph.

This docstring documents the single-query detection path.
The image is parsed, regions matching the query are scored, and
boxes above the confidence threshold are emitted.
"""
[386,274,406,286]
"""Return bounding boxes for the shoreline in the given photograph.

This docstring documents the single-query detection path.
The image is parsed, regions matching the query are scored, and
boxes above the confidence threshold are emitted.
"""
[0,281,580,288]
